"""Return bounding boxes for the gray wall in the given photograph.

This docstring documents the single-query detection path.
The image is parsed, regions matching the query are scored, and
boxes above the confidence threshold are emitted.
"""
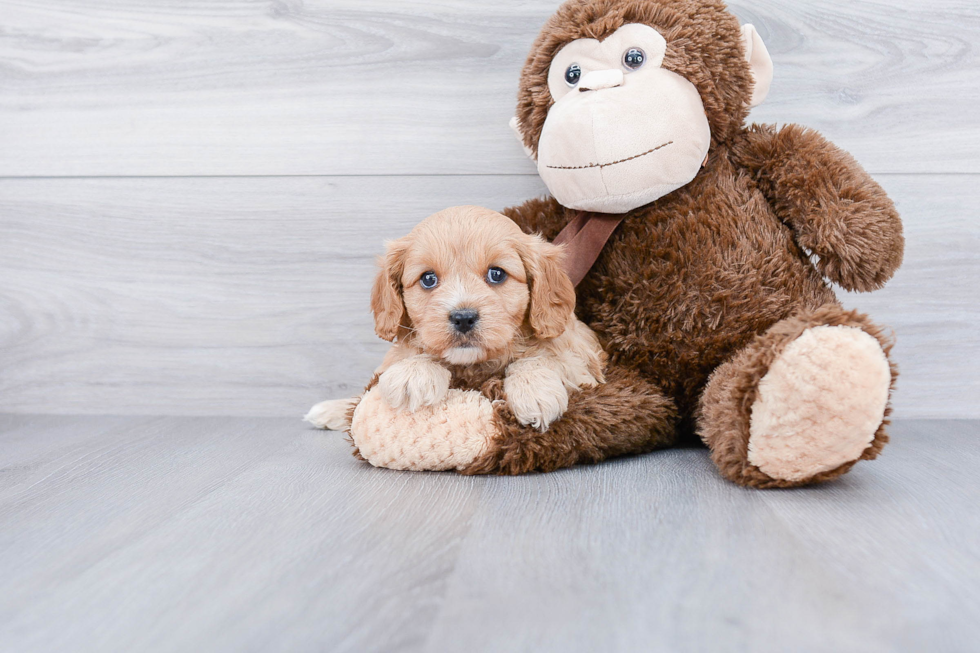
[0,0,977,418]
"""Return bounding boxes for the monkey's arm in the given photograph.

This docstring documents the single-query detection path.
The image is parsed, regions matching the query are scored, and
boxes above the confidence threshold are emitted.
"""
[733,124,904,292]
[502,196,570,241]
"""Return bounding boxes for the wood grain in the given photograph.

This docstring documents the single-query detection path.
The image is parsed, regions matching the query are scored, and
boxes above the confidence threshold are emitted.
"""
[1,416,977,651]
[0,175,548,416]
[837,173,980,418]
[1,1,975,647]
[428,420,980,652]
[0,173,975,418]
[0,0,977,176]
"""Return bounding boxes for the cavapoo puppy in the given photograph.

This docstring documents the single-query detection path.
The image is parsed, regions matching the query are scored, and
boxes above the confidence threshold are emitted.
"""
[306,205,605,432]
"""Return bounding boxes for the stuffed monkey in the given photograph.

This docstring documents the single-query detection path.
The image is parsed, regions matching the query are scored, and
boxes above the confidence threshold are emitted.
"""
[327,0,903,489]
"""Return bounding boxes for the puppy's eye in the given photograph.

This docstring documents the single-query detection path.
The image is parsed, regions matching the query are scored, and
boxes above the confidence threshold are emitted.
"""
[623,47,646,70]
[486,267,507,285]
[564,63,582,87]
[419,271,438,289]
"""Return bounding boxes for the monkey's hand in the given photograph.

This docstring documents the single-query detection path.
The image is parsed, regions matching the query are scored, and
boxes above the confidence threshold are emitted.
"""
[504,357,569,431]
[377,355,451,412]
[734,123,904,292]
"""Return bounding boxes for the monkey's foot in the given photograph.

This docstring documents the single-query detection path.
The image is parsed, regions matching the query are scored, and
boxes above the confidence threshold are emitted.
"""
[349,386,497,471]
[699,305,897,488]
[747,325,892,483]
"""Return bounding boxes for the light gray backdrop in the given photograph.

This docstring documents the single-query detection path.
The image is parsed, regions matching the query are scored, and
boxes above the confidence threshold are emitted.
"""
[1,0,977,418]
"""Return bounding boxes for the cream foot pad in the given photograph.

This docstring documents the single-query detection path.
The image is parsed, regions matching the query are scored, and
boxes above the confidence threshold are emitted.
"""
[748,326,891,482]
[350,386,499,471]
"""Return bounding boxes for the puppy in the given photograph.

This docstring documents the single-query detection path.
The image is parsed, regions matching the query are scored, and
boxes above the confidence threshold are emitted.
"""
[306,205,605,432]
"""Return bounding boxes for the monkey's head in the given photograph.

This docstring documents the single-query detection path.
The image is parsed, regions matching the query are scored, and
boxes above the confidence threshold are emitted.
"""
[511,0,773,214]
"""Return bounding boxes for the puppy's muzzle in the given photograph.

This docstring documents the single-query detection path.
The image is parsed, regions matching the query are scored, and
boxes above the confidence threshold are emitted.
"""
[449,308,479,334]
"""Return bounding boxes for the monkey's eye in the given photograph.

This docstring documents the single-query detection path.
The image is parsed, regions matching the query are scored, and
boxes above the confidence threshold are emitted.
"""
[486,267,507,285]
[419,271,438,289]
[564,63,582,87]
[623,47,646,70]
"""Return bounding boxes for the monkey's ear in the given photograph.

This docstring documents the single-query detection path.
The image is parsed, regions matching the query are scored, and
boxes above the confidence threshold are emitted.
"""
[521,237,576,339]
[509,116,537,161]
[741,24,774,108]
[370,237,410,342]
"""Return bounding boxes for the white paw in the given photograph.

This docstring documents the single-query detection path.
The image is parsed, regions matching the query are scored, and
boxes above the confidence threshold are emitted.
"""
[378,356,451,412]
[504,360,569,431]
[748,326,892,482]
[304,397,357,431]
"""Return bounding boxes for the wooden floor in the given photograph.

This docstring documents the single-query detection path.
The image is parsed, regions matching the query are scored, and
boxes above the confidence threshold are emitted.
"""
[2,3,977,650]
[1,416,977,652]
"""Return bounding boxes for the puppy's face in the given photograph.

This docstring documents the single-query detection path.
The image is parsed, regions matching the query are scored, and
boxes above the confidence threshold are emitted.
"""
[371,206,576,365]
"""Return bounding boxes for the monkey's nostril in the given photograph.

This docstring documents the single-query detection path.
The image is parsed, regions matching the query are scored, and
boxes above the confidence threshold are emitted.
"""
[578,69,624,92]
[449,309,479,334]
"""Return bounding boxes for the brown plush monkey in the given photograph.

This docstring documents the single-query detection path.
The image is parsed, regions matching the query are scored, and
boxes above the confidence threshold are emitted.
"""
[325,0,904,489]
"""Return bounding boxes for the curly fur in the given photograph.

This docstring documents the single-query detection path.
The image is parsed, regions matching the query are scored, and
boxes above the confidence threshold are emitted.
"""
[463,366,678,475]
[495,0,904,486]
[345,365,677,474]
[697,306,897,488]
[335,0,904,488]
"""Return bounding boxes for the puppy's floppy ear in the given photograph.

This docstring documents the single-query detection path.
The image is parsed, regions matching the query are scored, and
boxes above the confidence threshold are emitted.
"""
[370,237,410,342]
[520,235,576,339]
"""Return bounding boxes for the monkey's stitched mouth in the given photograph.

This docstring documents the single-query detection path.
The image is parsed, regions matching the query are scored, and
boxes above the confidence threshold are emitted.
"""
[546,141,673,170]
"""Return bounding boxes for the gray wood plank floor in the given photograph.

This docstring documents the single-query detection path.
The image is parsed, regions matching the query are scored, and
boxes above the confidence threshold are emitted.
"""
[1,416,977,653]
[2,2,976,649]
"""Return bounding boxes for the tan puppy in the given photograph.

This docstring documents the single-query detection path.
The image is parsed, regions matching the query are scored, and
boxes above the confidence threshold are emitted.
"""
[306,205,605,432]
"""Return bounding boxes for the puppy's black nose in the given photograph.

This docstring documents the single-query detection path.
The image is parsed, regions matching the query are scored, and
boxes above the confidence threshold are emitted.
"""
[450,309,479,334]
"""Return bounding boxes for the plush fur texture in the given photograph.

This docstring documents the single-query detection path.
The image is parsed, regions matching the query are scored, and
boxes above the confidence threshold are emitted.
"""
[325,206,669,471]
[504,146,901,438]
[343,365,677,474]
[747,325,891,482]
[496,0,904,486]
[350,385,497,471]
[697,306,897,488]
[463,366,678,475]
[332,0,904,488]
[366,206,605,431]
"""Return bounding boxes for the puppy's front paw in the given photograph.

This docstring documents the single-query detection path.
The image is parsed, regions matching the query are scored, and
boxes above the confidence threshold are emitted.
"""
[504,360,569,431]
[378,356,451,412]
